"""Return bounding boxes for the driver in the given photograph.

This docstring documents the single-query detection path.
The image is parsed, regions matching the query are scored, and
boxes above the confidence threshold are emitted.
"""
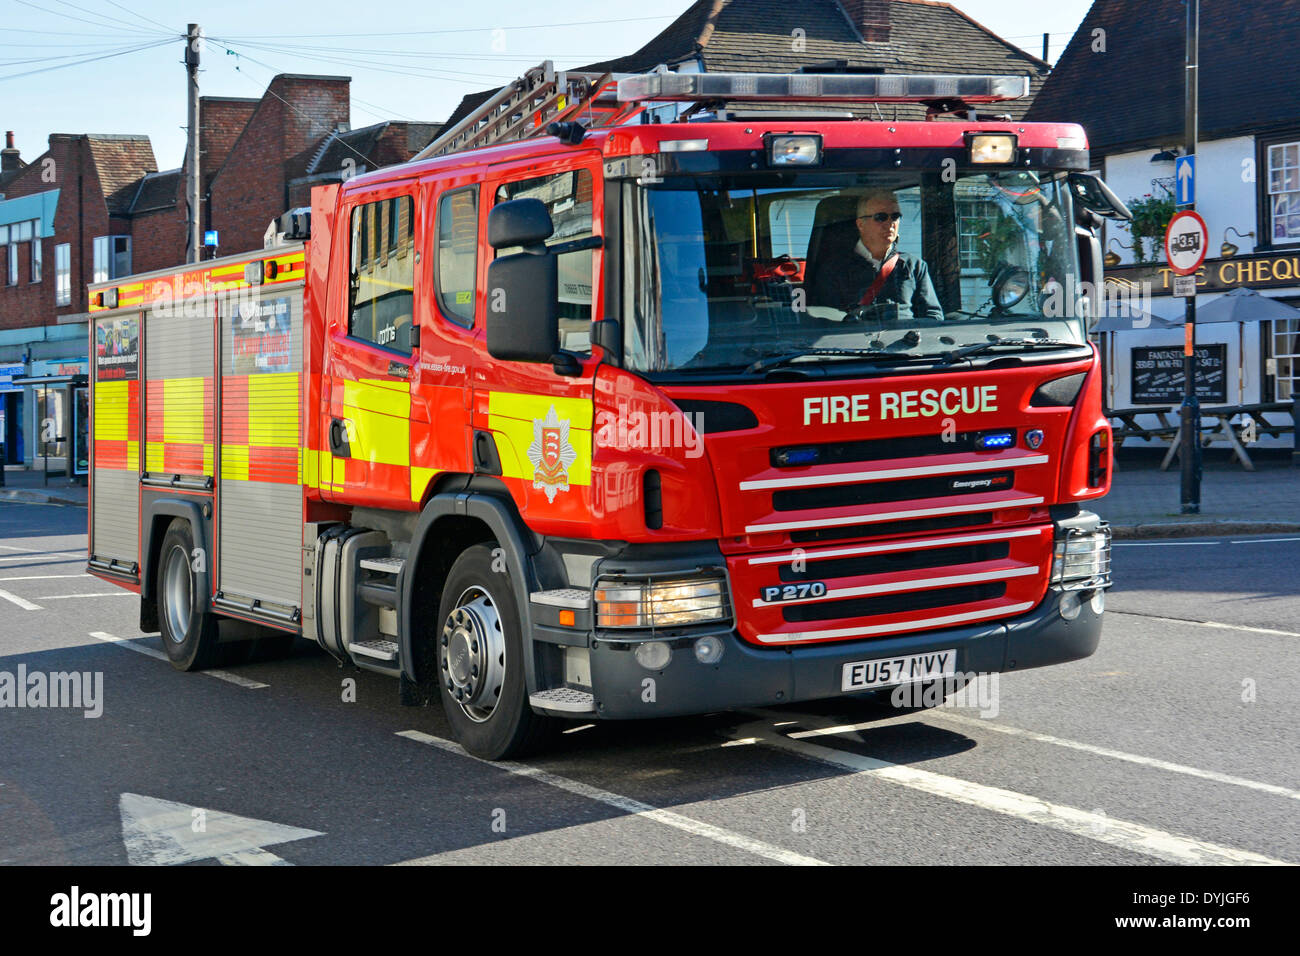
[808,190,945,321]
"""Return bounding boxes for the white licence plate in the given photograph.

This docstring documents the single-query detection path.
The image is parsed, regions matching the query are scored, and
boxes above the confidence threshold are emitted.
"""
[841,648,958,692]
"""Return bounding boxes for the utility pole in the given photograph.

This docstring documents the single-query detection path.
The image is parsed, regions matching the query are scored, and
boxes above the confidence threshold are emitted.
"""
[185,24,201,265]
[1179,0,1201,513]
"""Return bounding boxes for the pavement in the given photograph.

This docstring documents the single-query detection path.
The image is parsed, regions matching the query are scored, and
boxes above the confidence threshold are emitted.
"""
[4,448,1299,538]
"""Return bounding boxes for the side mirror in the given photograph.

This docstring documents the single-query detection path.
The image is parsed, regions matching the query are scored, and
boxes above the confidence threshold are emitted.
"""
[488,198,554,250]
[485,202,559,363]
[1068,173,1132,221]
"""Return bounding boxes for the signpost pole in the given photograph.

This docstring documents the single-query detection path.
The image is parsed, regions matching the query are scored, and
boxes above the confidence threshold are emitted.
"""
[1179,0,1201,513]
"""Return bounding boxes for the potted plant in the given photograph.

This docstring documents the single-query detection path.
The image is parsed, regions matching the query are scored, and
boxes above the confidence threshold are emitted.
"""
[1126,192,1176,264]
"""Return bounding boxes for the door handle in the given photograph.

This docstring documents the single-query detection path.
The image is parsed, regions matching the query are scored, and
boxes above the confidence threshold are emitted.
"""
[329,418,352,458]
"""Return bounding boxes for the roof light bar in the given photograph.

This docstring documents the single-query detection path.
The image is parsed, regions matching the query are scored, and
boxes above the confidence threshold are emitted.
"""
[617,72,1029,104]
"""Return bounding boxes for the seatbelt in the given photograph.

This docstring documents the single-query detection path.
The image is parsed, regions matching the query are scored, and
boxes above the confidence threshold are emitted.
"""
[858,253,899,308]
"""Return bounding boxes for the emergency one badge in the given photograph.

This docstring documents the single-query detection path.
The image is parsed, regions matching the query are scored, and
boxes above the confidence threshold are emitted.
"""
[527,405,577,503]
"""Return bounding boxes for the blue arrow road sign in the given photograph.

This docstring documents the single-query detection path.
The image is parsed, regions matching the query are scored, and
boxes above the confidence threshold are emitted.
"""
[1175,155,1195,206]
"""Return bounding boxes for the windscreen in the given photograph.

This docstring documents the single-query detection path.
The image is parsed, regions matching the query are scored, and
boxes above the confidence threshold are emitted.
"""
[621,170,1083,375]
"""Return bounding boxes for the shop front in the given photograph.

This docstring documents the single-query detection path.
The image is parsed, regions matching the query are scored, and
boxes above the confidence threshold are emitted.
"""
[13,361,90,482]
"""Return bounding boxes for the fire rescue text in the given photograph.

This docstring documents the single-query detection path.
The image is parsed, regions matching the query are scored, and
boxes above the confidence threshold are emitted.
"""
[802,385,999,425]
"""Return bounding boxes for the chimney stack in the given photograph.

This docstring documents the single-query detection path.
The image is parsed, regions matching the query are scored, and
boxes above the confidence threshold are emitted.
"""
[1,131,20,173]
[840,0,892,44]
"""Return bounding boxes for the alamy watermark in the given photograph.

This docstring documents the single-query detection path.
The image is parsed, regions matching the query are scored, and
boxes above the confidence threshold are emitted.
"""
[889,672,1000,718]
[0,664,103,718]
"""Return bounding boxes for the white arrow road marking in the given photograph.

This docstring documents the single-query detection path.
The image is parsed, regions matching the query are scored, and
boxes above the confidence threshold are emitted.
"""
[0,587,42,610]
[732,712,1291,866]
[396,730,830,866]
[89,632,269,689]
[119,793,323,866]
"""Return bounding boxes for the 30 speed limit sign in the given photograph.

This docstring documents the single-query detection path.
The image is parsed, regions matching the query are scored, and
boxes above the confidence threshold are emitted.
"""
[1164,210,1208,276]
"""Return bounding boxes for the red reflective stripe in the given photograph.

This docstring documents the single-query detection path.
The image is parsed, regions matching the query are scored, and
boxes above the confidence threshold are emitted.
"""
[95,439,127,469]
[163,442,205,473]
[247,445,298,484]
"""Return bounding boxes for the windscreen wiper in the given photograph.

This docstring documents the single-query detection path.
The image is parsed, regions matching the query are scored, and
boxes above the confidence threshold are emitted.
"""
[940,338,1080,364]
[747,347,900,374]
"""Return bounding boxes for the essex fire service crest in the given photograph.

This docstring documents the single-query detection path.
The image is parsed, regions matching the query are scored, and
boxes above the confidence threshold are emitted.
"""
[526,406,577,503]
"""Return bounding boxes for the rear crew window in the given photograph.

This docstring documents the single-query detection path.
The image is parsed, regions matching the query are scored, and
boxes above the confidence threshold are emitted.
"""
[436,186,479,327]
[349,195,415,352]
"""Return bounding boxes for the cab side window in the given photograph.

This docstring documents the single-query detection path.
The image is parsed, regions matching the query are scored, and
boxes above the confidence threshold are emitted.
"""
[349,195,414,352]
[436,186,478,327]
[496,168,594,354]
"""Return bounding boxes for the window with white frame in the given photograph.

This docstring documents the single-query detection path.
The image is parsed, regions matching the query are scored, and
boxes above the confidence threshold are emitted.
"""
[5,243,15,285]
[92,235,131,283]
[31,237,40,283]
[55,242,70,305]
[1268,141,1300,243]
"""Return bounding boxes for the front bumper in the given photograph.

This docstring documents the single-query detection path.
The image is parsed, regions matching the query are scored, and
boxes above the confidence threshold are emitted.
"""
[583,587,1102,719]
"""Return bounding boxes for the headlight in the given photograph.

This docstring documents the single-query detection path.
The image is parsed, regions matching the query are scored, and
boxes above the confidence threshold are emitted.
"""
[594,577,731,628]
[1051,526,1112,590]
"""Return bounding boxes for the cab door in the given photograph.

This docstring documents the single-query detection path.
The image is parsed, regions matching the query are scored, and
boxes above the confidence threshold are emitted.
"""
[320,184,421,509]
[473,153,605,534]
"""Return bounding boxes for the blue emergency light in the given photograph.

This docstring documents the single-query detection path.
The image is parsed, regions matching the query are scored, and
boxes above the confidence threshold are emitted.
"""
[204,230,219,247]
[976,430,1016,450]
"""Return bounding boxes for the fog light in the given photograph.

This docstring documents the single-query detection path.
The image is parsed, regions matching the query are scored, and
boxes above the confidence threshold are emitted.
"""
[1090,589,1105,615]
[693,635,724,665]
[634,641,672,670]
[1059,591,1082,620]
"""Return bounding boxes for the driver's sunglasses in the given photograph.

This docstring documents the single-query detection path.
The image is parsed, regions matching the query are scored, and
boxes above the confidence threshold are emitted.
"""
[858,212,903,223]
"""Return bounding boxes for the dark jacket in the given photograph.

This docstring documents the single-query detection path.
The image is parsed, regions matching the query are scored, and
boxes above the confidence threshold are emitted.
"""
[807,243,945,320]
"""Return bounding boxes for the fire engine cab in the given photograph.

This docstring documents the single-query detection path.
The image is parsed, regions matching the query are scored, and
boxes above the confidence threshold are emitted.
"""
[88,66,1124,758]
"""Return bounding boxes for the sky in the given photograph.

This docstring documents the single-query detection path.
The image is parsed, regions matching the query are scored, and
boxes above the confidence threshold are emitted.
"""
[0,0,1095,172]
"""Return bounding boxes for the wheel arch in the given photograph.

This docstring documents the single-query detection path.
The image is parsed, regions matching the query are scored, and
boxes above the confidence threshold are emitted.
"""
[399,483,544,699]
[141,498,212,620]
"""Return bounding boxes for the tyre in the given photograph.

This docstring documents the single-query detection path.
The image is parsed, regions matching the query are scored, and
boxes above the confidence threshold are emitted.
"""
[436,544,552,760]
[158,518,220,671]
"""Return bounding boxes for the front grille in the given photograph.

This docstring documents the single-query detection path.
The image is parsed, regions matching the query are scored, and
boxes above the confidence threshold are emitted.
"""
[781,582,1006,623]
[790,512,994,543]
[772,471,1015,511]
[778,540,1010,582]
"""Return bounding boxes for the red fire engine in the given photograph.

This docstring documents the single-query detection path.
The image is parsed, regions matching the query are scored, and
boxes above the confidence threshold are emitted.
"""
[88,65,1123,758]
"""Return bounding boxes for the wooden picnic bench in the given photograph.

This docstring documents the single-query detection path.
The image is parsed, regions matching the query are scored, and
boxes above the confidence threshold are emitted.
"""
[1106,401,1295,472]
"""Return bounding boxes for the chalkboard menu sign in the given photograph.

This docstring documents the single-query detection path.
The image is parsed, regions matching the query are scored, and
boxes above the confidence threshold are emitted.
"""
[1131,344,1228,404]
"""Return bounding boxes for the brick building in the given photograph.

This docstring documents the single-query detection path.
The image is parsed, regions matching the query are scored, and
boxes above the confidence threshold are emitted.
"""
[0,74,438,472]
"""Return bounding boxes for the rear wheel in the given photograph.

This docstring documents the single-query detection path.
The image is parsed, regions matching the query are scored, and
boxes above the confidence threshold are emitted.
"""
[436,544,551,760]
[158,519,219,671]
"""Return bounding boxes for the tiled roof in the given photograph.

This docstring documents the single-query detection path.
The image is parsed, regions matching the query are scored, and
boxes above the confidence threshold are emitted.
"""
[85,134,158,214]
[127,168,181,215]
[446,0,1045,130]
[1026,0,1300,153]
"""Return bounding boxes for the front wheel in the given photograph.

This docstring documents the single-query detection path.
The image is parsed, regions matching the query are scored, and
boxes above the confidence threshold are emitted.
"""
[158,519,219,671]
[436,544,551,760]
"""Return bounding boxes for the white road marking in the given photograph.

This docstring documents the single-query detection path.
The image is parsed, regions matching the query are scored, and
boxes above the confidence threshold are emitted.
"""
[0,588,42,611]
[89,632,269,689]
[395,729,829,866]
[0,554,83,563]
[119,793,321,865]
[40,592,135,599]
[733,713,1291,866]
[1109,611,1300,638]
[914,711,1300,802]
[0,573,90,581]
[1112,541,1219,547]
[1229,537,1300,545]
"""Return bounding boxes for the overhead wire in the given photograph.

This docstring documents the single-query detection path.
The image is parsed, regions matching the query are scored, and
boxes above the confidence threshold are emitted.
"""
[0,37,173,82]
